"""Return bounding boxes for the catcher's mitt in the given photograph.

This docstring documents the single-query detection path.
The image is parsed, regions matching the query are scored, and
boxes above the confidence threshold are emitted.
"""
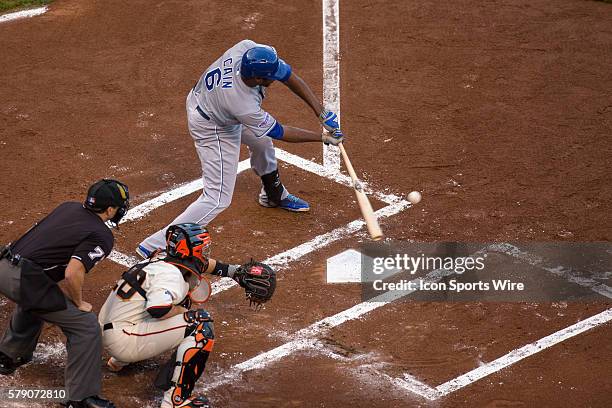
[234,260,276,309]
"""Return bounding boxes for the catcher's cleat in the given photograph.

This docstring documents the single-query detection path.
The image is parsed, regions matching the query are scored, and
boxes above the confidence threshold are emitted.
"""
[64,395,116,408]
[106,357,126,372]
[0,352,30,375]
[258,191,310,212]
[160,395,211,408]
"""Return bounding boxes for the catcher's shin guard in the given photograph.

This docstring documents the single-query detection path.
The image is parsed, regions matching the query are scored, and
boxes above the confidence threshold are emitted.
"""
[165,317,214,407]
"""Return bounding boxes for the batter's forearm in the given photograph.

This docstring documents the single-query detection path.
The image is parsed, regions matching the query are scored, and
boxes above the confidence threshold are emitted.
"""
[281,126,323,143]
[284,73,323,117]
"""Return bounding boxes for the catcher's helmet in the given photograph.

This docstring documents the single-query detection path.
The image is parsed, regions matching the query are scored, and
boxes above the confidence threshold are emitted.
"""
[165,223,212,266]
[240,46,291,82]
[84,179,130,227]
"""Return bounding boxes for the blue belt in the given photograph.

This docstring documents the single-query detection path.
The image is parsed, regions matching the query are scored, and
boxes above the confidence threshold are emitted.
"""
[196,105,210,121]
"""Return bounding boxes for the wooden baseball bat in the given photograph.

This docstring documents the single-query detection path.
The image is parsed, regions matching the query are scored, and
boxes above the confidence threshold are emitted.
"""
[338,143,384,241]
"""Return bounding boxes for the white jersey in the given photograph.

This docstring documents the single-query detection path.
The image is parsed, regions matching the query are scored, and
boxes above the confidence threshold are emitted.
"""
[193,39,277,137]
[99,259,189,326]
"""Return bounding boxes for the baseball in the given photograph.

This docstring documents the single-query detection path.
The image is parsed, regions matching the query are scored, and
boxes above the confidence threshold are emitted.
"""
[408,191,422,204]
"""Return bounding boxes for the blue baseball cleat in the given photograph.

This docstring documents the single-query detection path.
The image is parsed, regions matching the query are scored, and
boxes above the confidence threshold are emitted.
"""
[279,193,310,212]
[259,190,310,212]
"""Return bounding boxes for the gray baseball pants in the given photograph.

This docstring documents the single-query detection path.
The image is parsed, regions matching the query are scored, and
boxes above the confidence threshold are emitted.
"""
[0,258,103,401]
[140,89,284,251]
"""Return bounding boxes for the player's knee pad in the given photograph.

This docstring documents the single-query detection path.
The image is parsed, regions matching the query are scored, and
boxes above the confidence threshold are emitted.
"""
[183,310,214,356]
[195,320,214,346]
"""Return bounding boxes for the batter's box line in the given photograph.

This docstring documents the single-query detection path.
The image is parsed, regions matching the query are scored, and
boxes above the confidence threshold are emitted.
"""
[117,147,404,227]
[109,199,410,295]
[488,243,612,299]
[198,245,612,398]
[107,147,411,278]
[199,254,474,393]
[341,307,612,401]
[316,244,612,400]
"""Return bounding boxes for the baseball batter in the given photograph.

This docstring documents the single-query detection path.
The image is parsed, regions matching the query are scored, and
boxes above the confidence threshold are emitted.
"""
[137,39,344,257]
[99,223,276,408]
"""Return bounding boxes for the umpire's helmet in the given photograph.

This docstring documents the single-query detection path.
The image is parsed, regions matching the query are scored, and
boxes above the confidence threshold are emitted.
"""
[165,223,212,267]
[84,179,130,227]
[240,45,292,82]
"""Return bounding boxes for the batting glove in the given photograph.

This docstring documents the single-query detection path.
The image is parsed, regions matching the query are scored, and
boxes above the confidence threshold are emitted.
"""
[319,109,340,132]
[322,128,344,146]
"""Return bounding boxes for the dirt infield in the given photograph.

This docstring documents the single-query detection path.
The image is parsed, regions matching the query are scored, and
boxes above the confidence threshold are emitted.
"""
[1,0,611,407]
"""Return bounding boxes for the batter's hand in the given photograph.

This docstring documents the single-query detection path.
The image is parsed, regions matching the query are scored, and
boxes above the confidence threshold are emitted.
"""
[78,301,93,313]
[319,109,341,132]
[322,129,344,146]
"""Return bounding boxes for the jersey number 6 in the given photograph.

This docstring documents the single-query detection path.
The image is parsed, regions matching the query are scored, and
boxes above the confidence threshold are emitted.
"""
[204,68,222,91]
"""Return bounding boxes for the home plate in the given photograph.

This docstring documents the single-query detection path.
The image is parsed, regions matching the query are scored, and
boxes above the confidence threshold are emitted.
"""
[327,248,405,284]
[326,249,363,283]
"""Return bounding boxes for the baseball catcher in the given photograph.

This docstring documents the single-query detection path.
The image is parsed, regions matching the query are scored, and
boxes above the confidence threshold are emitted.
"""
[98,223,275,408]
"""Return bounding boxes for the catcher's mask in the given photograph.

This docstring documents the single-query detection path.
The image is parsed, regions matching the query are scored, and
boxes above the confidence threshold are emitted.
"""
[84,179,130,228]
[165,223,211,276]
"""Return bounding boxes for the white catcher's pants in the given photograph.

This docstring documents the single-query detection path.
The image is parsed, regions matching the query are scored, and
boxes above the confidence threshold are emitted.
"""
[141,90,283,251]
[102,315,187,364]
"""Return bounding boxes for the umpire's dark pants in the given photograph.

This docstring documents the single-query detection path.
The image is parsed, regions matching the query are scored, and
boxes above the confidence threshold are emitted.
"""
[0,258,102,401]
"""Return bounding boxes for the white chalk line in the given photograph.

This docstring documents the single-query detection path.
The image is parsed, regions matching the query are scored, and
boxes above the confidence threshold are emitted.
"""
[200,244,612,400]
[322,0,341,171]
[0,6,47,23]
[118,148,400,225]
[489,243,612,299]
[108,147,410,282]
[434,307,612,396]
[326,307,612,401]
[110,197,410,294]
[107,249,138,268]
[275,148,406,206]
[200,255,467,392]
[119,158,251,224]
[315,244,612,400]
[202,339,317,391]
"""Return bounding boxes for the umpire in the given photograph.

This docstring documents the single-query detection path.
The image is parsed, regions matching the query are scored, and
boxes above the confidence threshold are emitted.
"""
[0,179,129,408]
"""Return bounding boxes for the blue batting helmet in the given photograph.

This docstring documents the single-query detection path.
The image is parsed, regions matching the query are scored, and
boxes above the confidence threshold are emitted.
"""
[240,46,292,82]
